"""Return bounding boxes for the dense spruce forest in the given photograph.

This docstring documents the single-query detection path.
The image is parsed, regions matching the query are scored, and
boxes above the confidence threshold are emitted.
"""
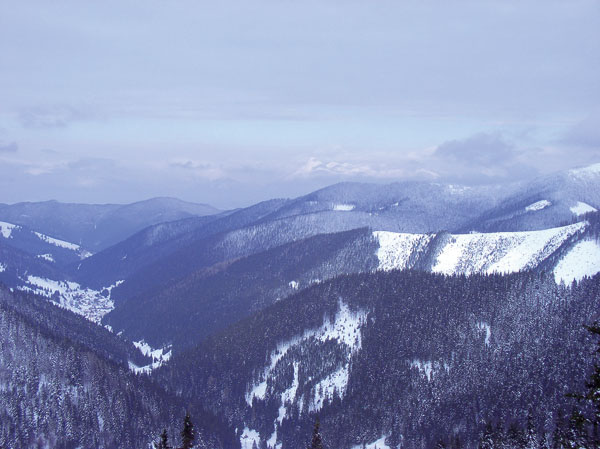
[0,286,236,449]
[156,270,600,449]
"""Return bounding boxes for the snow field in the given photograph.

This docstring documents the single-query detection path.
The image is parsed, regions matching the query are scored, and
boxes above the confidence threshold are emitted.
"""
[375,222,589,279]
[0,221,18,238]
[570,201,597,216]
[333,204,356,211]
[525,200,551,212]
[34,231,81,251]
[240,427,261,449]
[374,231,434,271]
[554,239,600,284]
[246,300,367,449]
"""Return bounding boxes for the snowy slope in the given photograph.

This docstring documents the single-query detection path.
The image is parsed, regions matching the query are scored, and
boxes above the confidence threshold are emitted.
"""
[554,239,600,284]
[374,232,434,271]
[0,221,18,238]
[243,300,367,449]
[374,222,594,279]
[0,220,93,262]
[433,223,585,275]
[570,201,597,216]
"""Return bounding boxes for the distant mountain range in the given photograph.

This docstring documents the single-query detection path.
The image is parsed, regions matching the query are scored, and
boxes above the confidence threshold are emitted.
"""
[0,197,220,251]
[1,164,599,336]
[2,163,600,448]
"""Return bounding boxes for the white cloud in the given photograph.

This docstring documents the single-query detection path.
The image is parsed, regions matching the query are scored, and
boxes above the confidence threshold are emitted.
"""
[292,157,411,179]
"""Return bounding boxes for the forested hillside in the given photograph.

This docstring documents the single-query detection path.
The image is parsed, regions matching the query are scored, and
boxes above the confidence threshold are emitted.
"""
[156,270,600,449]
[0,286,235,449]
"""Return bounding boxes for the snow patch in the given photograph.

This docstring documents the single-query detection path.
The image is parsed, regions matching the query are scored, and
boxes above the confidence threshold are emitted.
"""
[289,280,299,290]
[374,231,434,271]
[333,204,355,211]
[79,250,93,259]
[0,263,6,273]
[446,184,470,195]
[34,231,80,251]
[351,435,391,449]
[525,200,551,212]
[246,381,267,404]
[246,298,367,442]
[267,430,280,449]
[129,340,172,375]
[411,360,433,381]
[18,277,124,323]
[278,362,299,424]
[36,253,55,263]
[0,221,18,238]
[554,239,600,284]
[309,364,349,412]
[411,360,448,381]
[476,322,491,346]
[570,201,597,216]
[240,427,261,449]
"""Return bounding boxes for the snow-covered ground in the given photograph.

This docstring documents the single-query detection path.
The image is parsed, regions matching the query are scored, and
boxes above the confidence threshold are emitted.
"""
[246,300,367,407]
[570,201,597,216]
[375,222,589,278]
[477,322,491,346]
[554,239,600,284]
[246,300,367,449]
[525,200,551,212]
[333,204,356,211]
[128,340,172,375]
[374,232,434,271]
[350,436,392,449]
[17,277,124,323]
[0,221,18,238]
[33,231,93,258]
[36,253,55,263]
[34,231,81,251]
[240,427,261,449]
[434,223,586,275]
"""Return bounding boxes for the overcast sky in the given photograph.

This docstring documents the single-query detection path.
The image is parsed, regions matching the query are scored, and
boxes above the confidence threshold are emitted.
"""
[1,0,599,208]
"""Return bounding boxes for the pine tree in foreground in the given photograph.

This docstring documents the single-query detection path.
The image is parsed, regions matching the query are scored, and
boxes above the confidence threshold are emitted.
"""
[309,417,324,449]
[181,412,195,449]
[154,429,171,449]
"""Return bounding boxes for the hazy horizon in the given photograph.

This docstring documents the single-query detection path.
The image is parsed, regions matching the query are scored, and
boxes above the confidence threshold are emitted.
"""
[2,1,599,208]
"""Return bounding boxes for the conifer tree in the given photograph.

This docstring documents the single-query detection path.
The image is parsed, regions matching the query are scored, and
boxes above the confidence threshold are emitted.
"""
[181,412,195,449]
[435,438,447,449]
[525,413,538,449]
[552,410,568,449]
[155,429,170,449]
[309,417,324,449]
[567,322,600,447]
[478,421,494,449]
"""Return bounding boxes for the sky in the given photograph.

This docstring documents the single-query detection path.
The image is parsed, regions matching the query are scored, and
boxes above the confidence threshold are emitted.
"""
[1,0,599,209]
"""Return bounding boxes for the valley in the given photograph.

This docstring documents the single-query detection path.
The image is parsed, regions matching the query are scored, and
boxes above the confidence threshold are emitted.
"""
[1,165,600,448]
